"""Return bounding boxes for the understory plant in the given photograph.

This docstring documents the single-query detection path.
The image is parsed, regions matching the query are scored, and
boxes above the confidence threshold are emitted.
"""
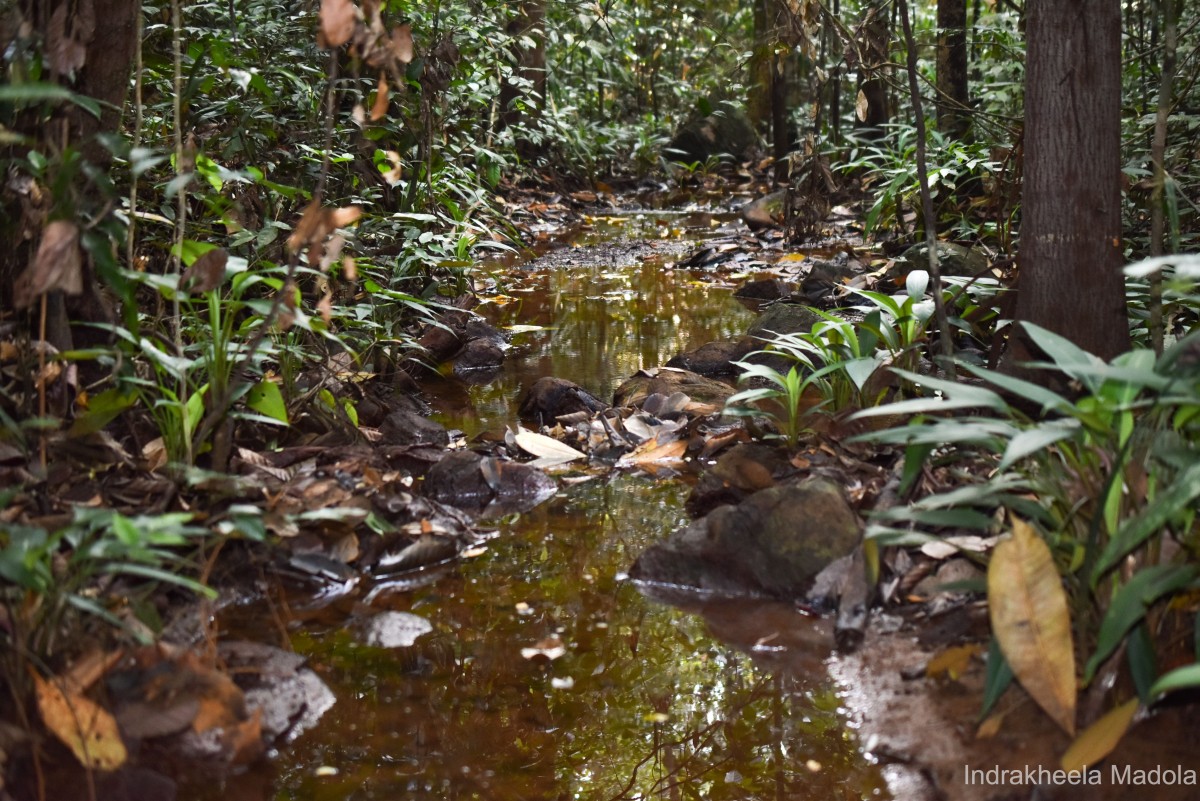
[853,258,1200,758]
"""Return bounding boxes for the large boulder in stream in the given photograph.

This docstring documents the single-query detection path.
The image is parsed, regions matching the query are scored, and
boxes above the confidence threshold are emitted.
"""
[744,302,824,343]
[666,340,754,378]
[665,101,760,164]
[629,475,863,602]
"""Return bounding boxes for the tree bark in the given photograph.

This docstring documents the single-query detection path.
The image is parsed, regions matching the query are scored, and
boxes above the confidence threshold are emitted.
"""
[936,0,970,138]
[497,0,546,158]
[1010,0,1128,363]
[854,1,890,140]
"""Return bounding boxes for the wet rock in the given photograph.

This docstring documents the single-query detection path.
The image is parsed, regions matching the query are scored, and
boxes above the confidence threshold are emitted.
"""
[218,641,336,743]
[665,340,753,377]
[740,189,786,230]
[518,376,608,423]
[665,100,760,164]
[454,337,506,373]
[744,302,823,343]
[630,476,863,601]
[888,241,989,284]
[379,409,450,448]
[733,277,793,302]
[359,611,434,648]
[685,442,795,517]
[613,367,735,410]
[798,254,859,305]
[421,449,556,516]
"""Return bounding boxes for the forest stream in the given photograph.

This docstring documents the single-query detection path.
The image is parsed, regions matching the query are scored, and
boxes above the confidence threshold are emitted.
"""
[183,210,893,801]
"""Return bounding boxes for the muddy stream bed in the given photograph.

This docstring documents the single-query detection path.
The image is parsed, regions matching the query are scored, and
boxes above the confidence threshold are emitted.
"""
[177,212,896,800]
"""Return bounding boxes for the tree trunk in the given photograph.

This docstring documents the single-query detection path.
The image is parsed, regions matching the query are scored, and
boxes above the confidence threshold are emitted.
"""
[936,0,970,138]
[1010,0,1128,364]
[854,1,890,140]
[497,0,545,158]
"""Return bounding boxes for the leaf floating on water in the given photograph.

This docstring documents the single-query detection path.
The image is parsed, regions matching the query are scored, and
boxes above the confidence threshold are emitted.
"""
[34,673,127,772]
[988,517,1077,735]
[514,426,586,466]
[1061,698,1139,773]
[521,636,566,661]
[617,438,687,469]
[925,644,983,680]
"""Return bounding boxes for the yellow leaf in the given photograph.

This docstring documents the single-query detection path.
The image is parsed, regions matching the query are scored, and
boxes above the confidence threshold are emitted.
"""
[988,517,1077,734]
[1061,698,1139,773]
[976,710,1006,739]
[33,673,127,772]
[925,643,983,681]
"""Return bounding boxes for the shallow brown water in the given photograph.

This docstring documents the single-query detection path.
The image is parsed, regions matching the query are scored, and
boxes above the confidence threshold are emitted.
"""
[182,224,891,801]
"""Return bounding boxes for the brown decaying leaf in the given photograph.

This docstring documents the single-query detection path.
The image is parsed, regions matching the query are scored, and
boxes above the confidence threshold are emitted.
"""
[47,3,90,74]
[182,247,228,293]
[33,673,127,772]
[1061,698,1139,773]
[391,23,414,63]
[380,150,403,185]
[287,203,361,264]
[988,517,1077,735]
[370,73,390,121]
[319,0,358,48]
[317,291,334,325]
[277,283,298,331]
[14,220,83,309]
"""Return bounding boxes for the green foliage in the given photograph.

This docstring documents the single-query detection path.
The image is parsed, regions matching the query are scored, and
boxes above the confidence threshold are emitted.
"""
[853,265,1200,705]
[0,501,213,669]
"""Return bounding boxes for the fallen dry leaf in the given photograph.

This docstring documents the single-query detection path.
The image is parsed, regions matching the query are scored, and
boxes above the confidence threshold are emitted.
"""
[319,0,358,48]
[988,517,1077,735]
[391,23,414,63]
[33,673,127,772]
[182,247,228,293]
[370,73,390,120]
[14,220,83,309]
[1061,698,1139,773]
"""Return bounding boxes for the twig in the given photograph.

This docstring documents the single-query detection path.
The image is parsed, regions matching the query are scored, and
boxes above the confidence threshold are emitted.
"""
[897,0,955,375]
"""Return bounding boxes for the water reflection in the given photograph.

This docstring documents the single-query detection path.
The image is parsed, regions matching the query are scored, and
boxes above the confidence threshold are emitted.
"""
[195,477,887,801]
[425,256,758,438]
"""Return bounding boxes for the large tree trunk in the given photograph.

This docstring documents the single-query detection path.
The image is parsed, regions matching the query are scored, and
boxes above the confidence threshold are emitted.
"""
[1010,0,1128,363]
[854,1,890,140]
[496,0,545,159]
[936,0,970,138]
[2,0,137,334]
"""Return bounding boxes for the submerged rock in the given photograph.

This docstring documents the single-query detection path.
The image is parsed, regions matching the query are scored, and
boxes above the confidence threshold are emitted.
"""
[630,475,863,602]
[421,449,556,516]
[359,611,434,648]
[734,277,793,302]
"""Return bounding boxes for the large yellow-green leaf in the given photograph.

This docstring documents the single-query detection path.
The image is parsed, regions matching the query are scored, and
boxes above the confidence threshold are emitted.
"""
[988,517,1077,734]
[1061,698,1139,772]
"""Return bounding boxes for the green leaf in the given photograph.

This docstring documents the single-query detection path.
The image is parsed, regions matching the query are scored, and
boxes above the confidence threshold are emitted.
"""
[979,637,1014,719]
[1148,663,1200,699]
[998,419,1081,470]
[1083,565,1195,681]
[1093,461,1200,581]
[1019,322,1105,390]
[68,389,137,437]
[1126,622,1158,703]
[0,83,101,118]
[905,269,929,301]
[246,380,288,424]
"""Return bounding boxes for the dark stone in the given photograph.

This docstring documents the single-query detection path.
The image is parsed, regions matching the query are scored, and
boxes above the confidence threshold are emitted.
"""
[379,409,449,448]
[744,302,823,343]
[887,242,989,286]
[421,450,556,517]
[733,277,793,302]
[686,442,794,517]
[665,340,754,377]
[518,377,608,423]
[613,367,735,410]
[740,190,786,230]
[454,337,506,372]
[665,101,760,164]
[629,476,863,601]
